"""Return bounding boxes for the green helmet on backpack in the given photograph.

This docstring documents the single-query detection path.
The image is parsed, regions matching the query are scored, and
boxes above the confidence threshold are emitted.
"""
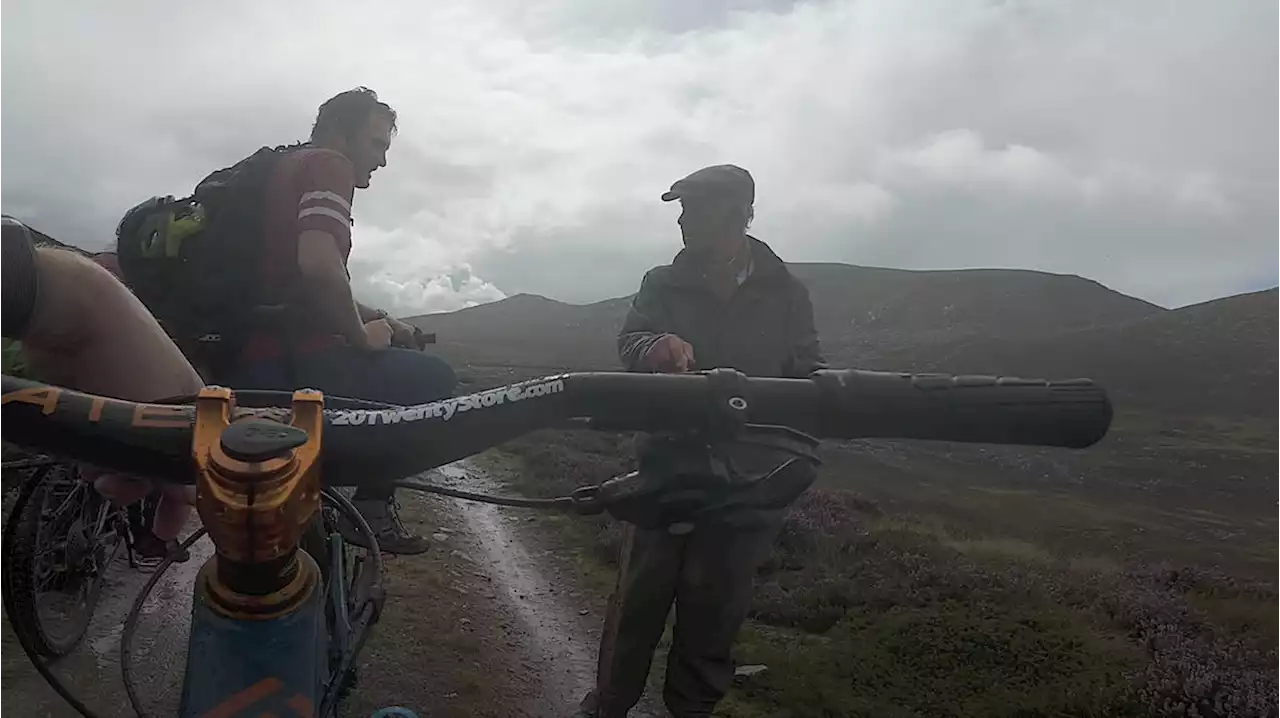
[115,144,306,376]
[116,196,206,261]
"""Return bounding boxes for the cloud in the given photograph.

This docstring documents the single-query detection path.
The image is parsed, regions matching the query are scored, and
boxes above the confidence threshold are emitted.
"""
[344,226,507,315]
[2,0,1275,313]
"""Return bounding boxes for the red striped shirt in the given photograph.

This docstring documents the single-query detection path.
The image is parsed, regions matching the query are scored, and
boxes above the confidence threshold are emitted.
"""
[241,148,357,363]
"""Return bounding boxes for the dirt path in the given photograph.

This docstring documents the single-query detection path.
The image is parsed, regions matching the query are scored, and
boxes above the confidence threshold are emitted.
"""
[2,460,662,717]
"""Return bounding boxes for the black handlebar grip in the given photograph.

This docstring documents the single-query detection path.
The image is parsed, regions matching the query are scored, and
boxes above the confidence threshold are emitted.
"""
[813,370,1113,448]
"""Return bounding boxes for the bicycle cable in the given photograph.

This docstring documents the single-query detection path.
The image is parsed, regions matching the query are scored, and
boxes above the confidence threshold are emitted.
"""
[393,478,580,511]
[121,528,207,718]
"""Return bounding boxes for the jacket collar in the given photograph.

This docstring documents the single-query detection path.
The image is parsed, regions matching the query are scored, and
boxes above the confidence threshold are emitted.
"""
[667,236,788,288]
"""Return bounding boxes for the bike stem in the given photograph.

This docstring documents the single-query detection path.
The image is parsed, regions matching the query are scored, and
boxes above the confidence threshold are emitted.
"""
[178,387,330,717]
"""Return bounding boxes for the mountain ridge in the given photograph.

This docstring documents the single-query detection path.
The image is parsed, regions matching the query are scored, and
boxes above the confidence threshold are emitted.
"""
[413,261,1174,316]
[405,263,1276,419]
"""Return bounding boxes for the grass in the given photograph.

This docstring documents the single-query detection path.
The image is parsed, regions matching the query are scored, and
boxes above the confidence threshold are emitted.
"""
[721,608,1141,718]
[496,427,1278,718]
[811,429,1278,580]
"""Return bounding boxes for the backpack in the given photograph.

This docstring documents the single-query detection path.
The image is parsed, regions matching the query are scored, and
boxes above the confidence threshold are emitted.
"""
[115,143,306,376]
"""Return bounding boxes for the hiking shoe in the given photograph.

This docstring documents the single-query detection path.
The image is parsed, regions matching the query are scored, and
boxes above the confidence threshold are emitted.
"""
[338,497,430,555]
[572,692,606,718]
[135,535,190,567]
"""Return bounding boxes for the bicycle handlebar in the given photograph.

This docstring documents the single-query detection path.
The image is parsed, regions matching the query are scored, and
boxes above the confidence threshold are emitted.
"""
[0,369,1112,486]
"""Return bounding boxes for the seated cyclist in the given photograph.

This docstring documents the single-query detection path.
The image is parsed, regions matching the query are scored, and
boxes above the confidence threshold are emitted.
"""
[214,88,456,555]
[2,218,200,561]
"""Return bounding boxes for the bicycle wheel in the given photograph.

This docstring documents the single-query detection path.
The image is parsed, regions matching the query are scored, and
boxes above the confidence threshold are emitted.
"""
[303,494,373,626]
[316,500,364,702]
[304,490,384,717]
[2,458,125,658]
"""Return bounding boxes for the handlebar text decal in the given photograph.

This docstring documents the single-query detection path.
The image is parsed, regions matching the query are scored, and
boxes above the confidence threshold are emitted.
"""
[329,377,566,426]
[1,386,59,414]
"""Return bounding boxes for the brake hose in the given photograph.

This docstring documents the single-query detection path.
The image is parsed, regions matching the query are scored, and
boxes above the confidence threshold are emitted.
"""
[121,528,208,718]
[393,478,582,511]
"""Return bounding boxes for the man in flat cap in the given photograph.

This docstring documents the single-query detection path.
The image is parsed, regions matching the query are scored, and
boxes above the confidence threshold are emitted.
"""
[577,165,825,718]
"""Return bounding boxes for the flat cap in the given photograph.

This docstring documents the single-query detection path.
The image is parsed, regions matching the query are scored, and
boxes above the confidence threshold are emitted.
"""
[661,164,754,205]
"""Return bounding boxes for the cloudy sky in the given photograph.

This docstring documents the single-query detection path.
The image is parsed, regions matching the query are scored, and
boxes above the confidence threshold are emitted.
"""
[3,0,1275,313]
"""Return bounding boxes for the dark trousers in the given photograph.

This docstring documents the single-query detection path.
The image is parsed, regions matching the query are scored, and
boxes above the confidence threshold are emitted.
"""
[228,345,457,500]
[588,517,782,718]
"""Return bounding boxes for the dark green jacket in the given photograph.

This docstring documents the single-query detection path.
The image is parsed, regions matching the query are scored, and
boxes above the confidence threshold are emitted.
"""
[617,236,825,526]
[618,236,825,378]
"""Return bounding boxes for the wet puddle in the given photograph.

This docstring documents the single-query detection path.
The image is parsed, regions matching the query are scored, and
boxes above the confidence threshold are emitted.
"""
[432,461,597,707]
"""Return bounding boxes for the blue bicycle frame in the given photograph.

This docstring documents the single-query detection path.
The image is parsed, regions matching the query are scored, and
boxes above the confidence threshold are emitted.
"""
[176,503,405,718]
[179,549,328,716]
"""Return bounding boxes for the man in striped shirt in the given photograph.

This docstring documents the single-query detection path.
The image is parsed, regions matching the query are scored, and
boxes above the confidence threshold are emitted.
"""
[229,89,456,554]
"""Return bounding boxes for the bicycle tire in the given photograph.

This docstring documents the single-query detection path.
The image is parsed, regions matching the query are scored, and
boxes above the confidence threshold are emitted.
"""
[2,460,119,658]
[316,501,364,705]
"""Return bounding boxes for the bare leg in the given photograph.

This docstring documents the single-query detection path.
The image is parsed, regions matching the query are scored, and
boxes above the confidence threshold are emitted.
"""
[151,486,195,541]
[89,475,189,536]
[92,474,152,508]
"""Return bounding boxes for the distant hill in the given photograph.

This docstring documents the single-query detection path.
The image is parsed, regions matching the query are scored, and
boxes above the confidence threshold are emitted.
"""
[408,264,1161,368]
[410,293,631,369]
[407,263,1275,418]
[787,264,1162,367]
[898,288,1277,417]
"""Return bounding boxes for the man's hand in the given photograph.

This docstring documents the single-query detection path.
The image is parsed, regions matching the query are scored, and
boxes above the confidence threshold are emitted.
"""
[362,319,393,350]
[387,316,419,348]
[642,334,695,373]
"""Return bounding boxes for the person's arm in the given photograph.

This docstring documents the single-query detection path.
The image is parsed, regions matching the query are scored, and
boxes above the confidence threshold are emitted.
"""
[291,152,373,349]
[617,269,693,372]
[356,302,383,323]
[2,222,202,400]
[782,280,827,377]
[297,236,369,347]
[618,270,669,370]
